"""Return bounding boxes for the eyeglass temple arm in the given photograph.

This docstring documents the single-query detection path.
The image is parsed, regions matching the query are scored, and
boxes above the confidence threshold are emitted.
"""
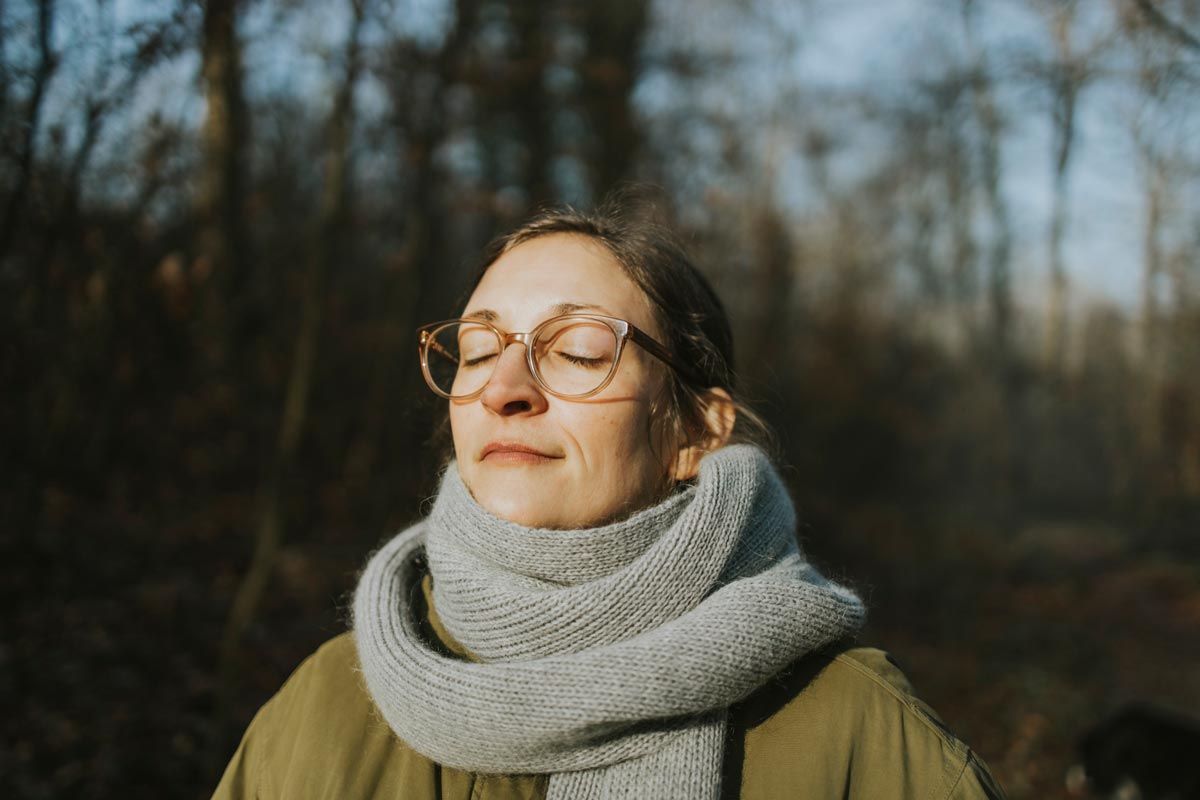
[627,327,708,387]
[421,331,457,363]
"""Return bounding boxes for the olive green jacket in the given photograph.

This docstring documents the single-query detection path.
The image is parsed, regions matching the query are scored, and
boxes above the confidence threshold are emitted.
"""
[215,574,1004,799]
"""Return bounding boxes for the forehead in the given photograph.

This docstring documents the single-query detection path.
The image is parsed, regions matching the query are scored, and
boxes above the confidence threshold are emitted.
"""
[464,233,658,332]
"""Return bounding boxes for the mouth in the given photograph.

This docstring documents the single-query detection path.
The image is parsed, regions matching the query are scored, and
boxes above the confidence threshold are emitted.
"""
[480,441,561,464]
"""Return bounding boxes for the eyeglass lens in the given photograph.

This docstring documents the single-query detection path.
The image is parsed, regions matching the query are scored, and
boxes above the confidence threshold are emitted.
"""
[425,319,619,397]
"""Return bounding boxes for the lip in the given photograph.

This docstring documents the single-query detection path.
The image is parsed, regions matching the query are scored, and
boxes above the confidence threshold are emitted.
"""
[479,441,561,463]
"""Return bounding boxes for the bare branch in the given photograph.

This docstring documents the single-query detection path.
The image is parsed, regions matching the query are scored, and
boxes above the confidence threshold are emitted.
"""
[1131,0,1200,52]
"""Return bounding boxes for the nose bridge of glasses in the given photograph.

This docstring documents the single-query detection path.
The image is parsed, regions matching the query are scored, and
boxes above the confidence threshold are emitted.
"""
[487,331,538,386]
[502,331,536,348]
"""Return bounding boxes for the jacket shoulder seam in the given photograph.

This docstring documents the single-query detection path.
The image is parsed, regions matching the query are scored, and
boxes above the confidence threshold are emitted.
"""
[827,649,971,763]
[835,652,964,743]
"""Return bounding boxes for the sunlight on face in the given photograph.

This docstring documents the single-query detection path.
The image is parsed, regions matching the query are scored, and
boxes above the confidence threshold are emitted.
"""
[448,233,674,529]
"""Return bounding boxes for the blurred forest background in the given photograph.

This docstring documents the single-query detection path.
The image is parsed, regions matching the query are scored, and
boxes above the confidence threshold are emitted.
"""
[2,0,1199,797]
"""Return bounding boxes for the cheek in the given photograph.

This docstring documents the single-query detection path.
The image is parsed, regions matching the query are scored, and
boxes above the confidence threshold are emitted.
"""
[448,407,465,454]
[448,405,477,469]
[575,400,664,481]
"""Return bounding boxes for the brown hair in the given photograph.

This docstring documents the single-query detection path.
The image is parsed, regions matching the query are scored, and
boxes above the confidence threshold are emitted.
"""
[459,188,775,473]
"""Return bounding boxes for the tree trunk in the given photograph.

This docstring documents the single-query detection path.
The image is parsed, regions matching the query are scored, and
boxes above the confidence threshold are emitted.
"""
[219,0,367,688]
[0,0,8,120]
[580,0,648,199]
[1043,96,1073,373]
[1041,4,1082,374]
[962,0,1013,356]
[976,90,1013,356]
[945,121,977,340]
[962,0,1022,515]
[1138,149,1165,368]
[347,0,483,511]
[512,0,553,205]
[748,207,795,387]
[39,99,107,272]
[197,0,250,367]
[0,0,57,261]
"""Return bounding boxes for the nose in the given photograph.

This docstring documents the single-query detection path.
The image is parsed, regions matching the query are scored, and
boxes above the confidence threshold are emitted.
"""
[479,342,548,416]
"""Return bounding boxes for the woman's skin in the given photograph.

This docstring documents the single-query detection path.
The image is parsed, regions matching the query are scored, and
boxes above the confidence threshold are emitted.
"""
[449,232,730,530]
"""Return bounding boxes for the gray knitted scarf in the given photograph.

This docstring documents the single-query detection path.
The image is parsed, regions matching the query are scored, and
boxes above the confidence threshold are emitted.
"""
[353,444,866,799]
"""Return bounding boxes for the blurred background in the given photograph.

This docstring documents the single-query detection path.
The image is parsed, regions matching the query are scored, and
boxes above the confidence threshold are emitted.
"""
[2,0,1199,797]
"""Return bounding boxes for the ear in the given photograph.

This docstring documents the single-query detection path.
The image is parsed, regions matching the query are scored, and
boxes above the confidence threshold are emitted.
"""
[672,387,737,481]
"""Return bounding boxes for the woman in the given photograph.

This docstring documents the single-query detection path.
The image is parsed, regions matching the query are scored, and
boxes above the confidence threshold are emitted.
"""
[214,198,1005,799]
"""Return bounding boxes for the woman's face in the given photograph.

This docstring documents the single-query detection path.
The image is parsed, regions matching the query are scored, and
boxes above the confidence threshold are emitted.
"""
[449,233,674,529]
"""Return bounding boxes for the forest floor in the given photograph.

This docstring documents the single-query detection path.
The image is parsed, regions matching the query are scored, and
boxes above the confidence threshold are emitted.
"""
[823,507,1200,800]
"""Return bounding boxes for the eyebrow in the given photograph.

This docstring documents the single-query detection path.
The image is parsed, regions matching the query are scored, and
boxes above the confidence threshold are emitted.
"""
[462,302,612,323]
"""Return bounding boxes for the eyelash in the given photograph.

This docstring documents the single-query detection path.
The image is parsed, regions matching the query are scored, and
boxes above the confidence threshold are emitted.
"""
[557,353,606,367]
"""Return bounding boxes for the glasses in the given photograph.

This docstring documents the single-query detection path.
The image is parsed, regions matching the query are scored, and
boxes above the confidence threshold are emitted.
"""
[417,313,701,399]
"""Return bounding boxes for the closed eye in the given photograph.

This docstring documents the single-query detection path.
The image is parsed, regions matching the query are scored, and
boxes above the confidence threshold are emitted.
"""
[556,352,608,368]
[462,353,498,368]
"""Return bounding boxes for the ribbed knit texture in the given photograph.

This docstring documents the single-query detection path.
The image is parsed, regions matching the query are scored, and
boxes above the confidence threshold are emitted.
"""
[353,444,866,799]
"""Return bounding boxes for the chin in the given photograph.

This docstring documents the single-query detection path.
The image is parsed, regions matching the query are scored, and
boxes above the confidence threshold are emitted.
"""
[473,483,563,528]
[489,503,565,529]
[464,466,625,529]
[479,486,619,530]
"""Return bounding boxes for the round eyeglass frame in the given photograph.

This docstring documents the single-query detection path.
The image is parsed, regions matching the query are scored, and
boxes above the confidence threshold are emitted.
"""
[417,313,703,400]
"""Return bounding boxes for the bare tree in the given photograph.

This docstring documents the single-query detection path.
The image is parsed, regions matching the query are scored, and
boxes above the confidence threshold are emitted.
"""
[511,0,553,204]
[38,4,190,276]
[1131,0,1200,51]
[197,0,250,365]
[0,0,58,260]
[1137,136,1168,367]
[962,0,1015,355]
[1117,0,1200,493]
[1024,0,1110,371]
[219,0,371,701]
[0,0,9,122]
[578,0,648,198]
[348,0,484,498]
[935,76,980,337]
